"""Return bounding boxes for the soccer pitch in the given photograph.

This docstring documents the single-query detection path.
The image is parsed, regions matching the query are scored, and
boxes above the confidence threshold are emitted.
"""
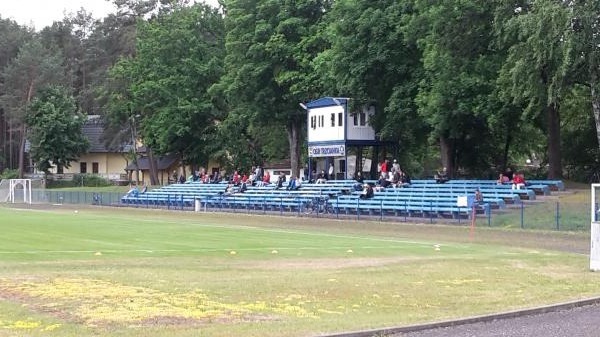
[0,205,599,337]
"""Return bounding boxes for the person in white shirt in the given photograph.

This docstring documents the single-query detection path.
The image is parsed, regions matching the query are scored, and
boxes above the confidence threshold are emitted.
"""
[328,162,334,180]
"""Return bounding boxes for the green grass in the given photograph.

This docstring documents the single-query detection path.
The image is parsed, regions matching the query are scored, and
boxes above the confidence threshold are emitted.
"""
[488,188,590,231]
[0,205,599,337]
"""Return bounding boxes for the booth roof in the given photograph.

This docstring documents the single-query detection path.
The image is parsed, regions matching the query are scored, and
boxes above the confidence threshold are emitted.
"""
[305,97,349,109]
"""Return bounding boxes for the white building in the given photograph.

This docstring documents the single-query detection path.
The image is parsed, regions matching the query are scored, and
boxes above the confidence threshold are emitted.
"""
[304,97,379,180]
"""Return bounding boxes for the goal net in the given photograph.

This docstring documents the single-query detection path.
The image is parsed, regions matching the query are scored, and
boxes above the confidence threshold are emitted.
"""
[0,179,45,204]
[0,179,9,202]
[10,179,32,203]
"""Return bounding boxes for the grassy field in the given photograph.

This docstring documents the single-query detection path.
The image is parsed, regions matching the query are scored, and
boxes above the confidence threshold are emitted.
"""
[0,205,599,337]
[488,188,590,231]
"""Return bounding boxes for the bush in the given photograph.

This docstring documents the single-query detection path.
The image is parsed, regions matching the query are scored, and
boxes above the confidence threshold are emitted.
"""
[73,174,112,187]
[0,169,19,180]
[46,174,112,188]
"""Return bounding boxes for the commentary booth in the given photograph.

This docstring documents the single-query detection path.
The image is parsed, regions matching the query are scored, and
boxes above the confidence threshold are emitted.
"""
[303,97,384,180]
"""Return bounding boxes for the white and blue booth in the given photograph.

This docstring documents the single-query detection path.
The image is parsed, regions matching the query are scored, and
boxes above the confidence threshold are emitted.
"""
[303,97,382,180]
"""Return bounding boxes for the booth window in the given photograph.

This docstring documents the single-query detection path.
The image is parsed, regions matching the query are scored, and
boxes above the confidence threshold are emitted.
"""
[359,112,366,126]
[331,113,335,127]
[338,112,343,126]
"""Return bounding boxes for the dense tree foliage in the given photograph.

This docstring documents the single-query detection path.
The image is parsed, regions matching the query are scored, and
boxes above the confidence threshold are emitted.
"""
[2,0,600,181]
[26,86,89,173]
[106,3,224,183]
[321,0,427,176]
[213,0,332,177]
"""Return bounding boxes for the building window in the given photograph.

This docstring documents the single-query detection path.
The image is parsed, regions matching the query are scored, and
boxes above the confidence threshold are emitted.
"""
[339,160,346,172]
[338,112,343,126]
[57,166,64,174]
[331,113,335,127]
[319,115,324,128]
[311,115,316,129]
[92,162,99,174]
[359,112,367,126]
[80,162,87,174]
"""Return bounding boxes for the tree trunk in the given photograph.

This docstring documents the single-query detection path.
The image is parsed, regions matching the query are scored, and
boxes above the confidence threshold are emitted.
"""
[502,133,512,172]
[370,146,379,180]
[147,148,159,185]
[18,81,36,178]
[356,146,363,176]
[287,121,301,179]
[18,124,26,178]
[0,109,5,172]
[440,135,454,178]
[591,80,600,163]
[546,102,562,179]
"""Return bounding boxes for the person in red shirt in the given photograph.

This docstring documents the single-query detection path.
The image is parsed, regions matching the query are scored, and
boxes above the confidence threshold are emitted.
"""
[262,171,271,185]
[512,173,526,190]
[380,160,388,179]
[232,171,241,186]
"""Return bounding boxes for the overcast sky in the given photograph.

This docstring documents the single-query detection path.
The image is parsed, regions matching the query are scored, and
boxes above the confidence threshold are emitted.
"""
[0,0,220,30]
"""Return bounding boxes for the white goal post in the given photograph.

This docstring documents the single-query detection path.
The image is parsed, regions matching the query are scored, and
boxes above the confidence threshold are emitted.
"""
[591,184,600,271]
[9,179,32,204]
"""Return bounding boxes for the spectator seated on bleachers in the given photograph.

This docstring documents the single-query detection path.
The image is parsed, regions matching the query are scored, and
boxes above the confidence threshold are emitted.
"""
[231,171,241,186]
[353,172,364,191]
[275,175,285,189]
[211,171,221,184]
[224,184,236,196]
[379,174,391,188]
[512,173,526,190]
[126,186,140,197]
[359,184,374,199]
[434,167,448,183]
[497,173,510,185]
[398,170,411,188]
[286,176,299,191]
[316,170,327,184]
[296,176,304,189]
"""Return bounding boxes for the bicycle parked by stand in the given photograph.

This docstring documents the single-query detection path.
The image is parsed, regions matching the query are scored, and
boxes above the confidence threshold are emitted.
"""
[303,195,336,215]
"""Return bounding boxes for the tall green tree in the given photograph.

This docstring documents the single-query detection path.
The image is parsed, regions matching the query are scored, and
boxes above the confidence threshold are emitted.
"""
[320,0,425,173]
[0,38,66,177]
[215,0,332,177]
[496,0,571,178]
[0,17,32,172]
[407,0,501,176]
[569,0,600,164]
[26,86,89,173]
[106,3,224,183]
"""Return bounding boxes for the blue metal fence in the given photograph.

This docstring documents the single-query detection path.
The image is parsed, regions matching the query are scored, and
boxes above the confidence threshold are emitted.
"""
[26,189,590,232]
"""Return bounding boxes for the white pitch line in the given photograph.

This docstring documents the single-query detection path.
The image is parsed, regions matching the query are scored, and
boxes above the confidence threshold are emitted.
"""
[0,245,427,255]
